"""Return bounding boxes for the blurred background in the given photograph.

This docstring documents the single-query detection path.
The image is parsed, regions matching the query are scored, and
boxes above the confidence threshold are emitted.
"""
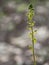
[0,0,49,65]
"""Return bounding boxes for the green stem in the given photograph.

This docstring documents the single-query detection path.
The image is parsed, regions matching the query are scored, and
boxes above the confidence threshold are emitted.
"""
[31,23,36,65]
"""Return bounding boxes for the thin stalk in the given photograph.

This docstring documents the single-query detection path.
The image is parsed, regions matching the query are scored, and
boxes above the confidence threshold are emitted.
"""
[31,24,36,65]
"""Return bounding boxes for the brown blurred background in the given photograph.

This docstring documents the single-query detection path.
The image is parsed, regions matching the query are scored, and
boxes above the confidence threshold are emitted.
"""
[0,0,49,65]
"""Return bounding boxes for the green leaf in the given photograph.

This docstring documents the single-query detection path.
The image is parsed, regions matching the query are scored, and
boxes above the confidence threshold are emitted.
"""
[28,22,31,25]
[28,4,34,10]
[27,12,33,20]
[33,30,37,34]
[29,32,32,38]
[31,22,35,26]
[34,30,37,32]
[28,22,35,26]
[28,45,33,51]
[33,38,37,43]
[27,10,34,21]
[28,27,32,30]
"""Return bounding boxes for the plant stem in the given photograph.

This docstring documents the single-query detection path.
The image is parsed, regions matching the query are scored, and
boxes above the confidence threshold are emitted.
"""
[31,24,36,65]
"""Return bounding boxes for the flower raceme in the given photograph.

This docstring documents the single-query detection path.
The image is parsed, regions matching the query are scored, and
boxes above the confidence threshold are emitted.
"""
[27,4,37,65]
[27,4,37,44]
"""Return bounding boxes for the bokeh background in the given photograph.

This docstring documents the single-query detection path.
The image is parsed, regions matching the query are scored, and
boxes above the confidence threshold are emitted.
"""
[0,0,49,65]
